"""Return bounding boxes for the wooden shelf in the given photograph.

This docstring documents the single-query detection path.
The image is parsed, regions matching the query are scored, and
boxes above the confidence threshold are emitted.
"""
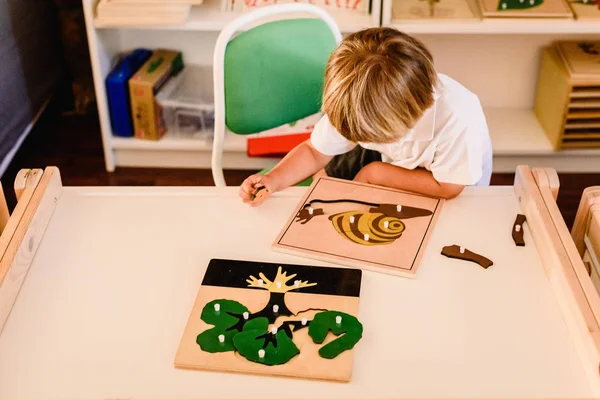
[389,18,600,35]
[94,0,376,32]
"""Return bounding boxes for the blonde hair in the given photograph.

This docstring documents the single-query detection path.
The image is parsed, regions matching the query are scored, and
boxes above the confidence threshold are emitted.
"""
[322,28,437,143]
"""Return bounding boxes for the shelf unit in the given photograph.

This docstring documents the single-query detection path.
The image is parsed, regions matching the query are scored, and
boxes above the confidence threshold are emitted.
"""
[83,0,600,178]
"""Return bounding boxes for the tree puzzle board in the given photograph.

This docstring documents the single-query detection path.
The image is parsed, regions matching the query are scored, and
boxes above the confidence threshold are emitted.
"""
[477,0,572,17]
[272,177,443,278]
[175,259,363,382]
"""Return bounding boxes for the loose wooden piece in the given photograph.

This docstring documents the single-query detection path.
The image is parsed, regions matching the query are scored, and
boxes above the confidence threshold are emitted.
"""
[513,214,527,246]
[0,167,62,334]
[272,177,444,278]
[441,244,494,269]
[175,259,363,382]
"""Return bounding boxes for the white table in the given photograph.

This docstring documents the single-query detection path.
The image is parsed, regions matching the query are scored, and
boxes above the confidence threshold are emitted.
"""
[0,177,596,399]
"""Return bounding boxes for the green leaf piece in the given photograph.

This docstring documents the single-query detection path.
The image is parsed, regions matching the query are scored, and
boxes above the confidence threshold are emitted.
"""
[243,317,269,331]
[308,311,363,359]
[497,0,543,10]
[196,328,237,353]
[200,299,249,327]
[196,299,249,354]
[234,329,300,365]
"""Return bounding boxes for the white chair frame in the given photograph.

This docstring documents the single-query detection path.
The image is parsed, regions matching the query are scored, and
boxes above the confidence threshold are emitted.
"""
[211,3,343,187]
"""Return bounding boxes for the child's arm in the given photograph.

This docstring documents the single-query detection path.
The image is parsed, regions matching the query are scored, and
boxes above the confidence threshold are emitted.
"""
[239,139,333,205]
[354,161,464,199]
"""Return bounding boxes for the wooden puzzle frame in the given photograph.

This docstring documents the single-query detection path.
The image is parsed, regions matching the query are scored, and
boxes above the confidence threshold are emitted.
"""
[174,259,363,382]
[272,177,444,278]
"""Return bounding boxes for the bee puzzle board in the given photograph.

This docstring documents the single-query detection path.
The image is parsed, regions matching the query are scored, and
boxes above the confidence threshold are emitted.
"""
[272,177,444,278]
[175,259,363,382]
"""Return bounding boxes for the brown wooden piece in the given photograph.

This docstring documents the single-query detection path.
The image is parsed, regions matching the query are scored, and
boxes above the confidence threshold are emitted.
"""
[441,245,494,269]
[250,185,270,204]
[513,214,527,246]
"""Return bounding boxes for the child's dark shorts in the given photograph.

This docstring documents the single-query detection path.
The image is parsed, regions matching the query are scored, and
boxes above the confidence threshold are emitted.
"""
[324,145,382,181]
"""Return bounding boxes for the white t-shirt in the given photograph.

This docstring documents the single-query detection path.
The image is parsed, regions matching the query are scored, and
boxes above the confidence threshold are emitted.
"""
[310,73,493,186]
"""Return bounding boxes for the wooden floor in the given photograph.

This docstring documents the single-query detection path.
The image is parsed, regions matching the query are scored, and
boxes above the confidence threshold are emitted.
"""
[2,102,599,229]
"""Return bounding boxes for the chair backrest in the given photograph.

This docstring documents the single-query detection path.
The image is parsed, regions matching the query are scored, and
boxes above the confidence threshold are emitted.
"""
[212,4,342,186]
[224,18,338,134]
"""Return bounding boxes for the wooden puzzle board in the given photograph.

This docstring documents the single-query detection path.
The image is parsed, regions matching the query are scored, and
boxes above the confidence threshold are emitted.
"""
[272,177,443,278]
[175,259,362,382]
[556,41,600,79]
[477,0,573,17]
[567,1,600,19]
[392,0,480,20]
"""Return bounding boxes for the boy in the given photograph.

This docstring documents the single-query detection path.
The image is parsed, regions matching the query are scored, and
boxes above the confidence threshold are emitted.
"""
[239,27,492,205]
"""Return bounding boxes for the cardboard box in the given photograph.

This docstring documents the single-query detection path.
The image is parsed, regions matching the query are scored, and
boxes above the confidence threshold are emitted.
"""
[129,49,184,140]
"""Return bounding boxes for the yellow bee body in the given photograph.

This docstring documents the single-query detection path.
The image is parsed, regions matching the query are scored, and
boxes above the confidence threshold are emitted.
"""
[329,211,405,246]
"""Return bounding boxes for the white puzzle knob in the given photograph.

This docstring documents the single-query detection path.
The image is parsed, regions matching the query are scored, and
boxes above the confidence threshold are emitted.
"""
[243,312,249,320]
[258,279,263,286]
[364,233,369,241]
[301,318,307,325]
[336,316,342,325]
[515,225,521,232]
[350,216,355,223]
[396,205,402,212]
[258,349,265,358]
[384,221,389,229]
[218,334,225,343]
[273,304,279,313]
[271,327,277,334]
[294,280,300,288]
[308,207,314,215]
[460,246,465,254]
[276,281,282,289]
[214,303,220,312]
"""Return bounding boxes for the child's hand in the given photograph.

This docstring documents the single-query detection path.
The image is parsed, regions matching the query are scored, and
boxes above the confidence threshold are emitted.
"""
[239,174,276,206]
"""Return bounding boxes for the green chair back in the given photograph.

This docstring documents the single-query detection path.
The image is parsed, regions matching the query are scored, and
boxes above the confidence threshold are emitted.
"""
[224,18,337,135]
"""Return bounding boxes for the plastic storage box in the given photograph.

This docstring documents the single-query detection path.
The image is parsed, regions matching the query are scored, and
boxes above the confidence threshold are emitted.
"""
[156,65,214,140]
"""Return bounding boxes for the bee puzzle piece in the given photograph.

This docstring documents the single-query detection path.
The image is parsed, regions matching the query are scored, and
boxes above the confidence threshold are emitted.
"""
[296,207,325,224]
[293,199,434,246]
[251,186,270,203]
[441,245,494,269]
[512,214,526,246]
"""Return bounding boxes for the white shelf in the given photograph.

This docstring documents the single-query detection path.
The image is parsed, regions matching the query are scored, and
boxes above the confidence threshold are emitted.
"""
[108,108,600,172]
[112,131,245,152]
[389,18,600,35]
[94,0,376,32]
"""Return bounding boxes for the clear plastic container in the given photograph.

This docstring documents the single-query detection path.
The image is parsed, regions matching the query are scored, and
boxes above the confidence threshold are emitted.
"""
[156,65,214,140]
